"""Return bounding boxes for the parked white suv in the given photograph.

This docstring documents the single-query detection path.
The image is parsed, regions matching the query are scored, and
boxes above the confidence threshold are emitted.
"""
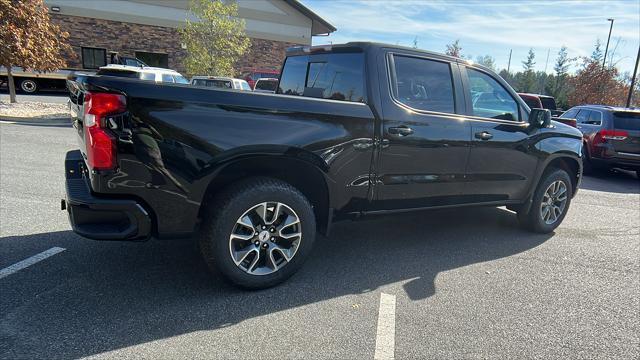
[96,65,190,84]
[190,76,252,91]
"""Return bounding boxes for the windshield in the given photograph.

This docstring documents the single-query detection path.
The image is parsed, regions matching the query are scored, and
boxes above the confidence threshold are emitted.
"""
[174,75,190,84]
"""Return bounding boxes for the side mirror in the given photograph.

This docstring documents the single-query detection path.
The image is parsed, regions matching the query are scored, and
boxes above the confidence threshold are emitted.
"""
[529,108,551,128]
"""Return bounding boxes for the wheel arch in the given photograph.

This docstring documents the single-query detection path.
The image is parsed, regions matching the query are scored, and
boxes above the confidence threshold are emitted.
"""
[521,153,582,215]
[197,154,332,235]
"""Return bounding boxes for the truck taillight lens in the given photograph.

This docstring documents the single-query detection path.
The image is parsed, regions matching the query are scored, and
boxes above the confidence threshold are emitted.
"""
[83,92,126,170]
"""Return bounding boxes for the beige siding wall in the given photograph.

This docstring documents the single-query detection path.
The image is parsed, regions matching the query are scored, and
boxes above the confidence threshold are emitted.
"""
[51,13,300,75]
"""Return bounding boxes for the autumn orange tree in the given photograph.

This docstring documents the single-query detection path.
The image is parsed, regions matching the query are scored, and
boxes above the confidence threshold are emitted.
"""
[568,56,628,107]
[0,0,73,103]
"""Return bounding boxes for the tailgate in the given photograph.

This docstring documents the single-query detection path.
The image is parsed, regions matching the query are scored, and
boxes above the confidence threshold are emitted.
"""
[612,111,640,155]
[67,75,88,159]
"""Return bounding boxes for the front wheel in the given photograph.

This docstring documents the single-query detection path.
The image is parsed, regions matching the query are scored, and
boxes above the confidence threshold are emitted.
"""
[518,168,573,233]
[199,177,316,289]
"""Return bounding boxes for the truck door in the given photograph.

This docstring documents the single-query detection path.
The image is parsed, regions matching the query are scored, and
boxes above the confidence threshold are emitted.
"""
[373,52,471,210]
[459,65,538,202]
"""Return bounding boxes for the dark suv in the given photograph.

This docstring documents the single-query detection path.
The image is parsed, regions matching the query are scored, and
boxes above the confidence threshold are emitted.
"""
[561,105,640,176]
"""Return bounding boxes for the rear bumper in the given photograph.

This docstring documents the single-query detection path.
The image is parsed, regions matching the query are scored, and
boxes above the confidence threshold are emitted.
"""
[63,150,151,241]
[591,155,640,171]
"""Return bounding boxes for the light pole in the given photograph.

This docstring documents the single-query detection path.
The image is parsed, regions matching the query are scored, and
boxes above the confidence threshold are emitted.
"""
[603,18,614,69]
[626,45,640,108]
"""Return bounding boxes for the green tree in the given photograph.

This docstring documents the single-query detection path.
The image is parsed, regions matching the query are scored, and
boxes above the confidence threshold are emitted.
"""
[179,0,251,77]
[445,40,462,58]
[475,55,495,70]
[590,39,603,63]
[550,45,574,108]
[0,0,73,103]
[521,48,537,92]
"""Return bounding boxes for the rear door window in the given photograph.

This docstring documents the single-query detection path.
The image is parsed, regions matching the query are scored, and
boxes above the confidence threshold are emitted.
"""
[139,72,155,81]
[586,110,603,125]
[391,55,456,114]
[277,53,365,103]
[161,74,175,83]
[575,109,590,124]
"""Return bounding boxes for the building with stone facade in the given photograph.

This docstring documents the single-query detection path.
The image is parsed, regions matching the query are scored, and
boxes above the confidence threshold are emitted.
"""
[43,0,335,76]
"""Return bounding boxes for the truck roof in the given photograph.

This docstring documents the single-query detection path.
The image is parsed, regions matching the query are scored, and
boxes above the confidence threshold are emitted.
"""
[286,41,494,72]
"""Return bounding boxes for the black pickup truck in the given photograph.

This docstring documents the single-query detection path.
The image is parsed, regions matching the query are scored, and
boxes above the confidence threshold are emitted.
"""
[64,42,582,288]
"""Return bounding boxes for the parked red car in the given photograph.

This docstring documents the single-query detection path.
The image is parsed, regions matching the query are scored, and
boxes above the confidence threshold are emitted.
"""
[560,105,640,176]
[241,69,280,89]
[518,93,576,127]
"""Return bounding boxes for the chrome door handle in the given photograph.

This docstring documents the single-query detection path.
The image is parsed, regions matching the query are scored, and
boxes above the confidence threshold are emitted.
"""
[475,131,493,140]
[388,126,414,136]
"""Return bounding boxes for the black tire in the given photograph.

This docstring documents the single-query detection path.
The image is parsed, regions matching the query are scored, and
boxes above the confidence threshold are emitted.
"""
[199,177,316,289]
[518,168,573,233]
[581,146,594,175]
[18,78,39,94]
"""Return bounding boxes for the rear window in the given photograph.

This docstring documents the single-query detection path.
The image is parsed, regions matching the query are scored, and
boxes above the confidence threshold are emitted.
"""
[192,79,232,88]
[613,112,640,130]
[96,69,139,78]
[255,79,278,91]
[539,97,557,110]
[277,53,365,103]
[522,97,541,109]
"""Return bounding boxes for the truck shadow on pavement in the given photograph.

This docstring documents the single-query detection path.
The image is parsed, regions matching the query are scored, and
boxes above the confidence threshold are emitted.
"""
[0,207,551,358]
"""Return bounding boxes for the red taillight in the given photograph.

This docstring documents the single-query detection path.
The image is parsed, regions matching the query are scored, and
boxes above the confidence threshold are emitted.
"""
[83,92,126,170]
[599,129,628,141]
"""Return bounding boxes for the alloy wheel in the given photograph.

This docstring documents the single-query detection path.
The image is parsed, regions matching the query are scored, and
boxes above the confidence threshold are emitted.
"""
[229,202,302,275]
[540,180,568,225]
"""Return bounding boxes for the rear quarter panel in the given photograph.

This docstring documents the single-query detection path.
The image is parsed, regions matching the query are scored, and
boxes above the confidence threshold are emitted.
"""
[81,77,376,236]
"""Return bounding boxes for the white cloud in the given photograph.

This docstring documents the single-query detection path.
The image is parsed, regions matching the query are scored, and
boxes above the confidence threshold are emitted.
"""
[306,0,640,73]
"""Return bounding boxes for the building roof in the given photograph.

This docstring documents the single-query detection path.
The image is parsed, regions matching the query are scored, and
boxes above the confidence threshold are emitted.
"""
[284,0,336,35]
[44,0,336,45]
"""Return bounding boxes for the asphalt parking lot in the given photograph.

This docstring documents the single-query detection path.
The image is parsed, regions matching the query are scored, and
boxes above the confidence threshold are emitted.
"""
[1,117,639,359]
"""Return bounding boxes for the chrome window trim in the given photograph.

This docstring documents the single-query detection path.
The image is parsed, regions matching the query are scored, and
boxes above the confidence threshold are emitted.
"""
[385,52,460,119]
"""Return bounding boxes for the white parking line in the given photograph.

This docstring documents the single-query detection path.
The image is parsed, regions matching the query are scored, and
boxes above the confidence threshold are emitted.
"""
[0,247,66,279]
[0,120,17,124]
[374,292,396,360]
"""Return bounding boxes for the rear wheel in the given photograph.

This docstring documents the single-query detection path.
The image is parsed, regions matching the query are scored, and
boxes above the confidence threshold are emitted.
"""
[18,79,39,94]
[199,177,316,289]
[518,168,573,233]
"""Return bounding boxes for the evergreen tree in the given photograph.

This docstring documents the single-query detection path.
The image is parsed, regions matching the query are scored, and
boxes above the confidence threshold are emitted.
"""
[521,48,537,92]
[445,40,462,58]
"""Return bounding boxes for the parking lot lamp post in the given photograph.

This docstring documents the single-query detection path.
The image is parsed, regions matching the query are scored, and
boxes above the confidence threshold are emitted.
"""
[603,18,614,69]
[626,45,640,108]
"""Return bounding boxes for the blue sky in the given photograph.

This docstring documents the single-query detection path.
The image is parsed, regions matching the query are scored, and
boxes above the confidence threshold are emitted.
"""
[302,0,640,75]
